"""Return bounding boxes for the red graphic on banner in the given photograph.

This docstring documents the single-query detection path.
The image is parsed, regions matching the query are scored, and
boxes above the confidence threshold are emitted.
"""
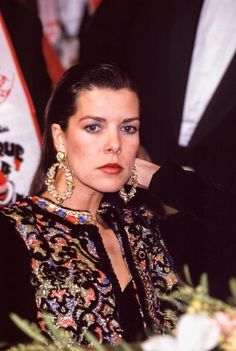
[0,72,14,105]
[0,142,25,205]
[0,171,7,199]
[0,170,22,205]
[14,158,22,171]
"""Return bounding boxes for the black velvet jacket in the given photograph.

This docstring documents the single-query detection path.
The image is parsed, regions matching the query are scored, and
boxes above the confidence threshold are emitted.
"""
[1,164,235,345]
[0,166,180,345]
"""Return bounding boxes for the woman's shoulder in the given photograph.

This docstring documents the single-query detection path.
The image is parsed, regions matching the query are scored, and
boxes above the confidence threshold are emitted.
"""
[122,187,164,225]
[0,196,34,223]
[0,198,34,259]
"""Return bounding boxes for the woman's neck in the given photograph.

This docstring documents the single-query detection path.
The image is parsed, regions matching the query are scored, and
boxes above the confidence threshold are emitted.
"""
[42,188,103,217]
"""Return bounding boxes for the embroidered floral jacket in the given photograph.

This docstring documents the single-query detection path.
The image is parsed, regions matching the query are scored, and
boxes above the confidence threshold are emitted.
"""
[0,193,179,345]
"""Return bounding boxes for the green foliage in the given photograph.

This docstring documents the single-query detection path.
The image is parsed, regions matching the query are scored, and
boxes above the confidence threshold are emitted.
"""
[10,314,47,345]
[228,278,236,305]
[159,266,231,316]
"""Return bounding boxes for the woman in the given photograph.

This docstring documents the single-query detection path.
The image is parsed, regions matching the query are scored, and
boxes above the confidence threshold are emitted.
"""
[2,63,236,347]
[0,64,180,345]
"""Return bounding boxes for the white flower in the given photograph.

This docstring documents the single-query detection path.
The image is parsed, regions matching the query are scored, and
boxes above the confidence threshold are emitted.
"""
[142,313,220,351]
[142,335,176,351]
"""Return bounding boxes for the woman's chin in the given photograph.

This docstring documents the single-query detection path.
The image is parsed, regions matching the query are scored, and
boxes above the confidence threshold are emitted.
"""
[101,187,122,194]
[96,183,125,194]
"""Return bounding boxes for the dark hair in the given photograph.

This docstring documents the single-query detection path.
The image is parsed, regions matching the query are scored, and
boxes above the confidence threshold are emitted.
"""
[30,63,139,195]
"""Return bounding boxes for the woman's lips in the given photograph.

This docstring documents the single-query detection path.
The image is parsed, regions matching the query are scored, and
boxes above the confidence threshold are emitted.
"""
[98,163,123,174]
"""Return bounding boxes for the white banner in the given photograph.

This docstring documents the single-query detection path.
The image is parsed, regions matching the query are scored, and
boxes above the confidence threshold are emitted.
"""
[0,15,41,205]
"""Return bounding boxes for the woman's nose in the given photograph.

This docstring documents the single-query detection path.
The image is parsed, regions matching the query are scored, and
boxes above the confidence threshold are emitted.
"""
[104,132,122,154]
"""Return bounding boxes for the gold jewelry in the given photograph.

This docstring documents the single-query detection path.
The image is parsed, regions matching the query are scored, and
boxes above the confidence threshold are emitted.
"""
[119,165,138,204]
[45,151,74,204]
[31,196,97,226]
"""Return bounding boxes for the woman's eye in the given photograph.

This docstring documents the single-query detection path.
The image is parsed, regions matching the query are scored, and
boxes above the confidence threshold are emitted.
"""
[121,125,138,134]
[85,124,102,133]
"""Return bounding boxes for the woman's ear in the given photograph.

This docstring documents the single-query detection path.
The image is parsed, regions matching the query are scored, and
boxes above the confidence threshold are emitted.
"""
[51,124,66,152]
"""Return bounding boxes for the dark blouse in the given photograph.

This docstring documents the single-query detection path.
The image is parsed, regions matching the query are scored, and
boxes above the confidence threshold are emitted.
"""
[117,280,146,342]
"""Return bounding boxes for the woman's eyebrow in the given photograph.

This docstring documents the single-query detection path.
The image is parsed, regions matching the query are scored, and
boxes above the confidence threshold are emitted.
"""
[79,116,106,122]
[122,117,140,123]
[79,116,140,123]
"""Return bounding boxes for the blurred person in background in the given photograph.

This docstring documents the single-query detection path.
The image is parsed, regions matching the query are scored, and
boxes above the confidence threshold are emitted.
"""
[37,0,101,69]
[80,0,236,193]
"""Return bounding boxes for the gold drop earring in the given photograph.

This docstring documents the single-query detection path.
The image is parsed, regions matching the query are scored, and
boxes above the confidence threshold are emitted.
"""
[45,151,74,204]
[119,165,138,204]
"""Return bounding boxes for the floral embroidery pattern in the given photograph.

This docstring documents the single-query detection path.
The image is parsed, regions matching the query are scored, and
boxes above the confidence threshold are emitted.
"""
[2,196,180,345]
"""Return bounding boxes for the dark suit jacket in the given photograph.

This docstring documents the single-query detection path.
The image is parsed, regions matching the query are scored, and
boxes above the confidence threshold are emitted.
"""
[80,0,236,192]
[0,0,52,132]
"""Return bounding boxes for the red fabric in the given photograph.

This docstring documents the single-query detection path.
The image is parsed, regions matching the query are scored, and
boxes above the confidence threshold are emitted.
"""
[42,35,65,86]
[91,0,101,11]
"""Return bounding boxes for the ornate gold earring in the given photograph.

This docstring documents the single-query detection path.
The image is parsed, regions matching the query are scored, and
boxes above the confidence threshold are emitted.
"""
[45,151,74,204]
[119,165,138,204]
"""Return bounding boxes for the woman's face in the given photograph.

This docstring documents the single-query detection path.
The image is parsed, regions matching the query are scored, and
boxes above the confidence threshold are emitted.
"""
[52,87,140,195]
